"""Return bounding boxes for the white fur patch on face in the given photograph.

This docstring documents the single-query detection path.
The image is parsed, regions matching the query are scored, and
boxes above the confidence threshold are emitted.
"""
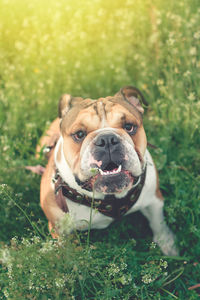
[54,136,105,199]
[122,138,142,176]
[54,137,75,185]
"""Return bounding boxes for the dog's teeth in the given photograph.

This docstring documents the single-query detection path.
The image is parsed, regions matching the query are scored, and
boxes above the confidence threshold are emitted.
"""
[99,165,122,176]
[99,169,104,175]
[117,165,122,172]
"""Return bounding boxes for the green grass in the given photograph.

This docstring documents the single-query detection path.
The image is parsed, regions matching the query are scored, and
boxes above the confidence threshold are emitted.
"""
[0,0,200,298]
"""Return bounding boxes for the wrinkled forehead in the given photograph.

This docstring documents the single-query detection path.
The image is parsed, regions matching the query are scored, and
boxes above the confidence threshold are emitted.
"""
[61,96,142,133]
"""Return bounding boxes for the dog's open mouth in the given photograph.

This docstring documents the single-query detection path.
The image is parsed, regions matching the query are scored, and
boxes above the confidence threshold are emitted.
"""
[88,162,134,194]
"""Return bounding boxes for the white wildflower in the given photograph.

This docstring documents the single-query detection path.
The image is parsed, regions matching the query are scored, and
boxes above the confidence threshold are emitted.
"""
[142,274,154,284]
[187,92,195,101]
[121,262,127,270]
[55,277,66,288]
[21,238,31,247]
[0,248,12,265]
[107,263,120,276]
[120,274,132,285]
[156,79,164,86]
[39,239,54,253]
[194,31,200,39]
[31,236,41,244]
[189,47,197,56]
[160,259,168,269]
[29,280,34,290]
[3,290,9,298]
[183,70,191,77]
[167,38,175,46]
[174,67,179,74]
[150,242,157,249]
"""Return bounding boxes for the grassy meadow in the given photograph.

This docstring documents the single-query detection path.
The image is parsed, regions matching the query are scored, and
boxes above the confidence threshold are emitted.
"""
[0,0,200,298]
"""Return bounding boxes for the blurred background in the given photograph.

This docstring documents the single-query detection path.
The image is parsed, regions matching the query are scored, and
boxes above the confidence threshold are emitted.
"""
[0,0,199,246]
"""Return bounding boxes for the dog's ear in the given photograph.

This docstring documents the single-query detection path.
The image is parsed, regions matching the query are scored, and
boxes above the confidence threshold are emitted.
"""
[58,94,72,118]
[58,94,83,118]
[117,86,148,114]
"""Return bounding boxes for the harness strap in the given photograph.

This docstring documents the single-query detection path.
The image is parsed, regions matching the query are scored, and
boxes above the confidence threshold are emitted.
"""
[53,167,146,219]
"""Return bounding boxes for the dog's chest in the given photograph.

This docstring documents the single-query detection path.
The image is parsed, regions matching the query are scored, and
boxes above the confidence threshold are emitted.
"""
[65,198,114,230]
[62,188,147,231]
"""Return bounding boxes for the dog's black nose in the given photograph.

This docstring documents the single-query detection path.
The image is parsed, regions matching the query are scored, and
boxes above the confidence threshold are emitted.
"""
[94,134,120,148]
[92,133,124,168]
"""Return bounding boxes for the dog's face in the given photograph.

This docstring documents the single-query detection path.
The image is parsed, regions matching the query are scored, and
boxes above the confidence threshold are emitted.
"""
[57,86,147,194]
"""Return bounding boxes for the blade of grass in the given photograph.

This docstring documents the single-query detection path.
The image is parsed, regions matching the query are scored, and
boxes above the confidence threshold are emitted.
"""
[1,187,46,238]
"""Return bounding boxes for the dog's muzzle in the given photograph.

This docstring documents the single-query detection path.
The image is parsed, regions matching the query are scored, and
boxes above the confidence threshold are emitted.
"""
[79,132,136,194]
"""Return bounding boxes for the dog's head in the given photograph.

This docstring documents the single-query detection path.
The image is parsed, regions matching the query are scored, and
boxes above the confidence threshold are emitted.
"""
[56,86,147,195]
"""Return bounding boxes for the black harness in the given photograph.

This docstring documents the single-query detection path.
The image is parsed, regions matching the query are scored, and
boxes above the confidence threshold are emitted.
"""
[53,167,146,219]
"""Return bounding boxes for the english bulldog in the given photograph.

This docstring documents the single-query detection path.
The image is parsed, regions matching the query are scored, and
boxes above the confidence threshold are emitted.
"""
[39,86,178,256]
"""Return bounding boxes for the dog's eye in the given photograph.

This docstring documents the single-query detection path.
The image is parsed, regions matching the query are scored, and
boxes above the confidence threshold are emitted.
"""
[72,130,86,142]
[124,123,138,135]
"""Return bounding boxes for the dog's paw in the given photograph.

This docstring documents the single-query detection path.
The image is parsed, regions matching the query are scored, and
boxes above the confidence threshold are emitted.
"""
[25,165,46,175]
[153,228,179,256]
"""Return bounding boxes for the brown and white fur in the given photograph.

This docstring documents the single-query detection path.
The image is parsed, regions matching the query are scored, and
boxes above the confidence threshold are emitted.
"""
[39,86,178,256]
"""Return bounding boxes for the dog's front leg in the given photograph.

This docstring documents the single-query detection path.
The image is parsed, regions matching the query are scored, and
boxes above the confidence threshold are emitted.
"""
[40,150,65,238]
[140,197,179,256]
